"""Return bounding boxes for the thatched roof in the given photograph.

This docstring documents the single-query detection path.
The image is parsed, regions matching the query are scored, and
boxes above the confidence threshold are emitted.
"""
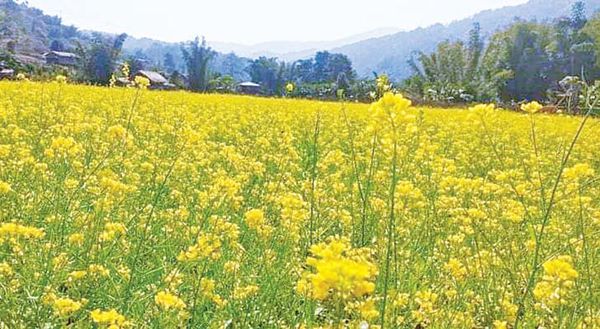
[136,70,168,84]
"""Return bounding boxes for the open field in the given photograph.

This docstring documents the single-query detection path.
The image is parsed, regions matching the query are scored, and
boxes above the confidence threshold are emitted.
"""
[0,81,599,328]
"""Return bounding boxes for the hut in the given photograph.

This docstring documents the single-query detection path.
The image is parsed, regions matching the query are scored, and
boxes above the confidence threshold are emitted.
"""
[238,82,261,95]
[134,70,172,89]
[0,68,14,80]
[44,51,79,66]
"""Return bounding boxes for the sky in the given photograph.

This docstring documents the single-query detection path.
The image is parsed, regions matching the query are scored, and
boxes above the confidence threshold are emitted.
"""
[26,0,529,45]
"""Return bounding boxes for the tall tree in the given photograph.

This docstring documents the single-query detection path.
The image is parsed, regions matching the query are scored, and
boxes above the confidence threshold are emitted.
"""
[548,2,595,79]
[291,52,355,84]
[408,40,475,102]
[78,33,127,84]
[570,1,587,30]
[467,23,484,81]
[292,59,315,83]
[313,51,331,82]
[181,37,215,92]
[486,22,553,101]
[50,40,65,52]
[220,53,249,81]
[583,13,600,69]
[327,53,355,83]
[163,52,176,73]
[246,57,282,95]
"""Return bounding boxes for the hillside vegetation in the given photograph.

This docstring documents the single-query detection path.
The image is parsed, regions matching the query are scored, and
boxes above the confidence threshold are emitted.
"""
[0,0,87,64]
[336,0,600,79]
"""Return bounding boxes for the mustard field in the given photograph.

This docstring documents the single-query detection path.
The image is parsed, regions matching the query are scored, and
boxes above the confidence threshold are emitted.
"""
[0,81,599,328]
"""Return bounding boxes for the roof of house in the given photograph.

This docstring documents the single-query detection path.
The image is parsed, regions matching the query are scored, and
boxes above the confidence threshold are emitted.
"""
[116,77,131,84]
[44,51,79,58]
[0,69,14,79]
[239,82,260,87]
[137,70,168,84]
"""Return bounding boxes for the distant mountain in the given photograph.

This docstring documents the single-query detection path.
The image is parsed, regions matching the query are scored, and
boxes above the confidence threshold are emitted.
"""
[208,27,402,60]
[122,27,402,67]
[4,0,600,82]
[334,0,600,80]
[121,28,401,81]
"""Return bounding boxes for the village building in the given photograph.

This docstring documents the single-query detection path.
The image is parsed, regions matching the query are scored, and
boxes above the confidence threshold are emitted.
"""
[0,68,14,80]
[238,82,261,95]
[134,70,175,90]
[0,61,14,80]
[43,51,79,66]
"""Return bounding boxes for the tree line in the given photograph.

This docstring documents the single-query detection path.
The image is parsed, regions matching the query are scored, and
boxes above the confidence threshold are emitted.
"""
[2,0,599,107]
[404,1,600,107]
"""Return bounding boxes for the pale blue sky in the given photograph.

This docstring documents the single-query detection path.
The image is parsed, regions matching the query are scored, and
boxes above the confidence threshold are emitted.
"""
[27,0,528,44]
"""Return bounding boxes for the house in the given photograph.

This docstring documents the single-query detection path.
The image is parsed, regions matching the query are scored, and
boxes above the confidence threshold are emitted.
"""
[238,82,261,95]
[0,62,14,79]
[134,70,175,90]
[0,69,14,80]
[44,51,79,66]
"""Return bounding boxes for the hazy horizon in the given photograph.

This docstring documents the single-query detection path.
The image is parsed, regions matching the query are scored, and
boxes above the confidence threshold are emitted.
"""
[26,0,528,45]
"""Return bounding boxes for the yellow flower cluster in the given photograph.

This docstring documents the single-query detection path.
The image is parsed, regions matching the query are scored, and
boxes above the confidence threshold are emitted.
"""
[444,258,467,281]
[52,297,83,316]
[521,101,544,114]
[44,136,83,159]
[368,92,412,126]
[100,222,127,242]
[155,291,186,310]
[177,233,222,262]
[0,180,11,194]
[297,237,377,301]
[90,309,130,328]
[244,209,272,238]
[134,76,150,89]
[55,75,68,84]
[534,256,579,308]
[0,223,44,240]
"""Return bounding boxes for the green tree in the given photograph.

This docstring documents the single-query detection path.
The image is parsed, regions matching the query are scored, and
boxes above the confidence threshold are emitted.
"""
[50,40,65,52]
[548,2,595,79]
[484,22,553,101]
[181,37,215,92]
[407,23,498,103]
[328,53,355,83]
[208,74,236,93]
[246,57,282,95]
[313,51,331,82]
[126,56,146,77]
[570,1,587,30]
[467,22,484,81]
[408,40,473,102]
[77,33,127,84]
[219,53,249,81]
[163,52,176,73]
[292,59,314,83]
[583,13,600,69]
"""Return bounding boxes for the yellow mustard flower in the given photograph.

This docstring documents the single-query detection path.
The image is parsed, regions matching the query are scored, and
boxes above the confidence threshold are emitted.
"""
[521,101,543,114]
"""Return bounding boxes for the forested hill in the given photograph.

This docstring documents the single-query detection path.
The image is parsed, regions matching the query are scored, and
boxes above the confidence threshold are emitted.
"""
[334,0,600,80]
[0,0,89,64]
[3,0,600,82]
[0,0,251,80]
